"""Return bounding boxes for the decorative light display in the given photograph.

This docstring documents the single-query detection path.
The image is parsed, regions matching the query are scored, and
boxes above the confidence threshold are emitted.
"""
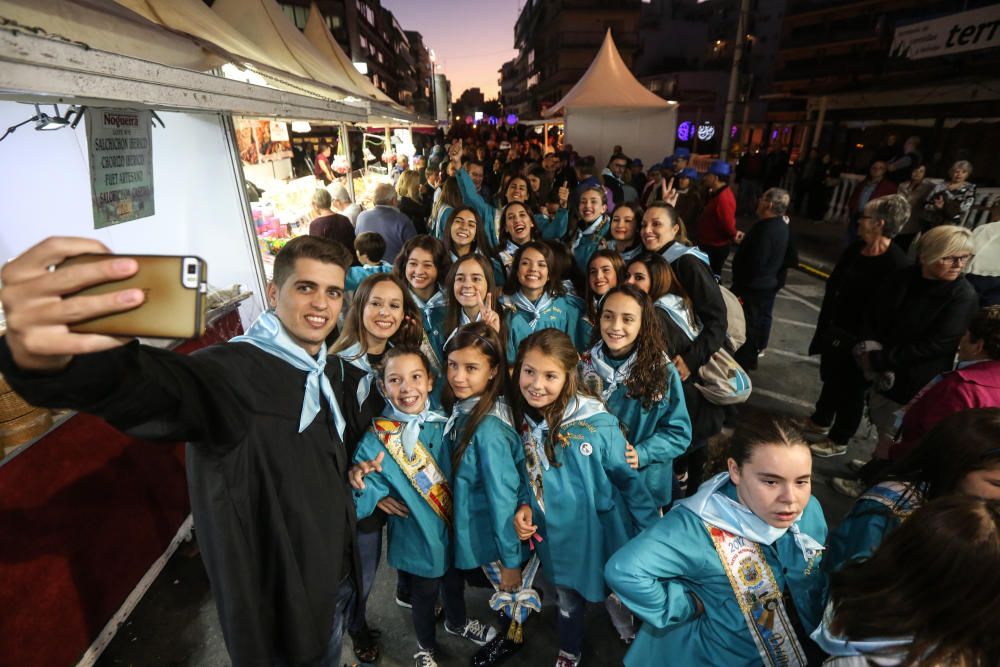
[697,123,716,141]
[677,121,693,142]
[506,113,518,125]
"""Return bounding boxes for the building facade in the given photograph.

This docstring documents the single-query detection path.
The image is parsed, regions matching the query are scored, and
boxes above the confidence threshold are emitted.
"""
[501,0,644,119]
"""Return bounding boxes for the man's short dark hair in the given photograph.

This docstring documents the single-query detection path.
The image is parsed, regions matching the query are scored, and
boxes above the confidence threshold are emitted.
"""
[354,232,386,262]
[273,235,352,288]
[465,159,485,169]
[609,152,629,167]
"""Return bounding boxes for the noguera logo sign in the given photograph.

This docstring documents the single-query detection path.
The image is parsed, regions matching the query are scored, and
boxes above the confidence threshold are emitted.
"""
[891,5,1000,60]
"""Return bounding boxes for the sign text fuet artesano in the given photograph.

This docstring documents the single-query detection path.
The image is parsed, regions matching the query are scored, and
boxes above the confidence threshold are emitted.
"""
[87,108,154,228]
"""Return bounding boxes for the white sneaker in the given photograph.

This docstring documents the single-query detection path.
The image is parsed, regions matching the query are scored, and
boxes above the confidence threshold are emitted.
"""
[810,441,847,458]
[413,648,438,667]
[445,617,497,646]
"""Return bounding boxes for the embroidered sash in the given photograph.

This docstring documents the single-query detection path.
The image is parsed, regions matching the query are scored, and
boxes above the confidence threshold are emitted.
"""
[521,423,547,514]
[374,418,453,526]
[705,524,807,667]
[859,481,923,520]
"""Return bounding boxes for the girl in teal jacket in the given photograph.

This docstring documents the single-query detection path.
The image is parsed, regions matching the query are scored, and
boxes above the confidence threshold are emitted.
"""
[605,415,828,667]
[511,329,658,667]
[571,184,611,272]
[350,347,497,667]
[501,242,591,360]
[579,285,692,510]
[392,235,451,372]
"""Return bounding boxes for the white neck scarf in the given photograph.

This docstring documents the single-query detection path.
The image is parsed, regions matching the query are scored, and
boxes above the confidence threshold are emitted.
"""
[337,341,376,406]
[585,342,636,401]
[385,401,448,458]
[511,290,555,329]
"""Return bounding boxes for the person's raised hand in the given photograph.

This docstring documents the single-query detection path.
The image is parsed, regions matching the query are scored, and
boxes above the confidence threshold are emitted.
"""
[479,292,501,333]
[558,184,570,208]
[448,139,463,166]
[348,451,385,490]
[513,504,537,540]
[662,177,679,207]
[0,237,144,372]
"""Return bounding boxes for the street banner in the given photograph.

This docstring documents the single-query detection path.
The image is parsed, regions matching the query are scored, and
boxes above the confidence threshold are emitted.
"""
[86,108,155,228]
[891,5,1000,60]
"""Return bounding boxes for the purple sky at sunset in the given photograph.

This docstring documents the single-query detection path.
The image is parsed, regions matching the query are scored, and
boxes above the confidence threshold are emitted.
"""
[380,0,520,101]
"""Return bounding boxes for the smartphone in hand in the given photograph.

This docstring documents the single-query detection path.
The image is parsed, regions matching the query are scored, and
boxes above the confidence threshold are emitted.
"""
[61,254,207,339]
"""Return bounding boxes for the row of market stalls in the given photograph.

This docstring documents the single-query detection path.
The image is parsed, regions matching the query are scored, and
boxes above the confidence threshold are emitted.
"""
[0,0,432,664]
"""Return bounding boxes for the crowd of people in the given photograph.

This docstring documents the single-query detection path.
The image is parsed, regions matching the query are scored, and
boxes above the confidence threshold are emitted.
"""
[1,130,998,667]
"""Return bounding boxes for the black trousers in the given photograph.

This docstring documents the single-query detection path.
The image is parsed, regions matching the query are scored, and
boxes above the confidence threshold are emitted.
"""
[812,346,869,445]
[734,288,778,369]
[700,243,731,277]
[407,567,467,651]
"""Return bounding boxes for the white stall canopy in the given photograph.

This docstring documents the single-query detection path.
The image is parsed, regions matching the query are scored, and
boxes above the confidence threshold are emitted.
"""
[543,30,677,169]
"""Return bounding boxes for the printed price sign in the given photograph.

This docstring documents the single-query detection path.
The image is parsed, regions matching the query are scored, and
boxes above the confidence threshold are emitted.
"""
[87,108,155,228]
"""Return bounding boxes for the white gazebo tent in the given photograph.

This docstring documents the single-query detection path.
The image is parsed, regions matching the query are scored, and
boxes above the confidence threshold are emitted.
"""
[542,30,677,169]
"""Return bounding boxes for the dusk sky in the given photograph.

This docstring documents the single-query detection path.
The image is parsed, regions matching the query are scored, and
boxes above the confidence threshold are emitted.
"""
[381,0,521,102]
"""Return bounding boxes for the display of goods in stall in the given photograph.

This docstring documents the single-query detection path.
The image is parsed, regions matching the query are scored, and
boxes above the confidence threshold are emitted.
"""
[332,155,350,175]
[266,238,289,255]
[0,375,52,456]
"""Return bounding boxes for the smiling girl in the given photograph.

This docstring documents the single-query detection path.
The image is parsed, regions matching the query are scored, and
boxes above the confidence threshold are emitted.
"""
[584,249,626,324]
[496,201,539,279]
[393,235,451,368]
[571,185,611,271]
[443,323,535,661]
[580,285,691,512]
[605,415,828,667]
[511,330,658,667]
[451,139,568,247]
[441,206,493,262]
[349,348,498,667]
[607,202,644,262]
[441,254,503,341]
[501,242,590,359]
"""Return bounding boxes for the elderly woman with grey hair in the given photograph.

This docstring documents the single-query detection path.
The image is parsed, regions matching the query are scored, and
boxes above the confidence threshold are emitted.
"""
[922,160,977,229]
[805,194,913,458]
[731,187,796,367]
[829,224,980,497]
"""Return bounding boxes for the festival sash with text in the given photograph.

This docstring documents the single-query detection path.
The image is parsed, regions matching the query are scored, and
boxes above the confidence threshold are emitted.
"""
[374,418,453,526]
[859,481,923,520]
[706,524,807,667]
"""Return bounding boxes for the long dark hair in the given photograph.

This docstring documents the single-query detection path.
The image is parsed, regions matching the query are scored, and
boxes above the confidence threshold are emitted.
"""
[542,239,585,296]
[442,322,509,469]
[441,206,494,260]
[829,495,1000,666]
[498,200,539,249]
[591,285,671,409]
[511,329,592,467]
[880,408,1000,510]
[392,235,451,293]
[330,273,423,355]
[585,249,626,321]
[503,240,566,296]
[442,254,499,336]
[628,251,696,327]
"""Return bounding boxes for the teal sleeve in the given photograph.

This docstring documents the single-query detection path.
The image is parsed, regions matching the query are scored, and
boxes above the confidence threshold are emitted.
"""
[491,257,507,287]
[604,512,701,629]
[635,365,692,468]
[571,298,593,351]
[433,205,452,239]
[602,418,659,530]
[477,424,525,568]
[823,503,896,574]
[457,167,498,246]
[536,208,569,241]
[351,435,390,519]
[504,310,518,361]
[346,267,364,292]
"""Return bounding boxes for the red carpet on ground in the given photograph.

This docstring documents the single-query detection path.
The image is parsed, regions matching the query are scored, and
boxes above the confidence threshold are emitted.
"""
[0,309,243,667]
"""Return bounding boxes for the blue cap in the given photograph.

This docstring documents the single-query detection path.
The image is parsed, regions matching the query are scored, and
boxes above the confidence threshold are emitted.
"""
[679,167,699,180]
[708,160,731,177]
[650,162,663,171]
[673,147,691,159]
[630,158,643,167]
[661,156,674,169]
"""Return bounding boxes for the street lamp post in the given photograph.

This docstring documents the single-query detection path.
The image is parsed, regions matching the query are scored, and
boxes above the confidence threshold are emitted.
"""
[719,0,750,161]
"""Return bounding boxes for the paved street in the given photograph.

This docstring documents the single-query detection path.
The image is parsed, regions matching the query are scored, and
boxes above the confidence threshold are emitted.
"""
[97,215,874,667]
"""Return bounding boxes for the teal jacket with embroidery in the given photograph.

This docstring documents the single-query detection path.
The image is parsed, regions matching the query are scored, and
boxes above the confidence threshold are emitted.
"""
[605,482,828,667]
[572,217,610,272]
[578,356,692,508]
[352,418,452,578]
[450,413,527,570]
[345,262,393,292]
[524,411,658,602]
[502,293,592,359]
[823,483,920,577]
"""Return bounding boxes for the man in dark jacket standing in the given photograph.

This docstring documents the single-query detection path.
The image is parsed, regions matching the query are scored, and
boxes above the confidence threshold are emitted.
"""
[732,188,793,369]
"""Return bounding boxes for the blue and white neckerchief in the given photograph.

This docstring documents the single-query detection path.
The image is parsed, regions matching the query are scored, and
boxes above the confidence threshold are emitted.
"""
[410,288,447,323]
[504,239,520,256]
[810,602,913,659]
[654,293,700,340]
[460,308,483,326]
[511,290,555,329]
[384,401,447,458]
[231,311,346,437]
[586,342,636,401]
[676,471,824,562]
[523,395,607,471]
[524,413,552,471]
[619,242,643,262]
[661,241,711,267]
[444,396,514,437]
[336,341,376,406]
